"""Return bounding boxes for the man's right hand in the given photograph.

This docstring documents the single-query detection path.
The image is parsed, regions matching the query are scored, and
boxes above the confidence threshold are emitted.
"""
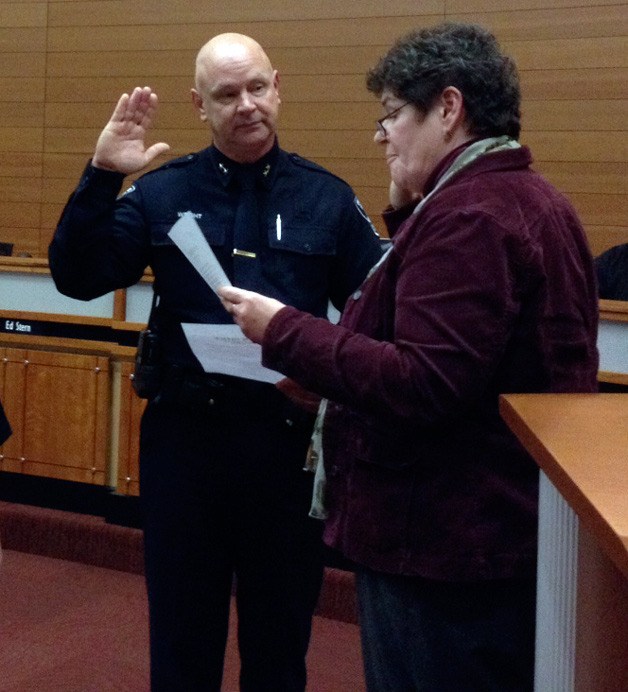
[92,86,171,174]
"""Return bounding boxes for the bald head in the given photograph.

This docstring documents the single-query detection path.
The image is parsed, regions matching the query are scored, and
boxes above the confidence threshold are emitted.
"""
[191,33,280,163]
[195,33,273,91]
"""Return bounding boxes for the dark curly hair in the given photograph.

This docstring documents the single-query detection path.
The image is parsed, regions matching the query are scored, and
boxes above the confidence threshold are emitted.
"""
[366,22,521,139]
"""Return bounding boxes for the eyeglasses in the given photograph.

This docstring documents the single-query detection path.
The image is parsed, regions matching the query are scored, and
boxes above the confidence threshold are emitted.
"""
[376,102,411,137]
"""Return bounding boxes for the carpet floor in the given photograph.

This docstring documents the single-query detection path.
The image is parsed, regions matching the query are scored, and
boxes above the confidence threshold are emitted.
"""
[0,502,365,692]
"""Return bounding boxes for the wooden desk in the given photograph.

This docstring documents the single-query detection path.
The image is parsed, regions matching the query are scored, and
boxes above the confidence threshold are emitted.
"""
[500,394,628,692]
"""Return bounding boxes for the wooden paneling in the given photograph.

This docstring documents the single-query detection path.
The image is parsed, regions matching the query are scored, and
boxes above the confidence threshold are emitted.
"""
[0,78,46,103]
[0,27,46,52]
[568,193,626,228]
[0,102,45,129]
[588,227,628,257]
[575,526,628,692]
[451,7,627,41]
[0,178,41,204]
[0,2,47,26]
[116,361,145,496]
[46,0,444,26]
[46,15,444,53]
[519,68,626,101]
[505,37,625,71]
[0,347,25,467]
[0,52,46,78]
[0,0,625,259]
[522,100,625,132]
[0,341,146,486]
[0,347,110,483]
[523,132,625,163]
[447,0,621,11]
[1,202,40,228]
[532,161,625,196]
[0,153,43,179]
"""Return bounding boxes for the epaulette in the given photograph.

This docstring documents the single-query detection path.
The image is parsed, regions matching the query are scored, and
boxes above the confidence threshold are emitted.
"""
[287,152,350,186]
[120,152,199,197]
[141,152,198,177]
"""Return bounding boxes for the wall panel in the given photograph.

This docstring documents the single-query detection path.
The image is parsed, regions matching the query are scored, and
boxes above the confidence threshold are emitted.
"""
[520,67,626,100]
[451,6,627,40]
[46,0,444,26]
[0,0,625,257]
[522,100,625,132]
[447,0,621,11]
[0,2,47,25]
[0,153,42,179]
[0,27,46,52]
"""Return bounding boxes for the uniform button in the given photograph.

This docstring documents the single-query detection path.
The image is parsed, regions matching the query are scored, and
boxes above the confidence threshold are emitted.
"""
[352,290,362,300]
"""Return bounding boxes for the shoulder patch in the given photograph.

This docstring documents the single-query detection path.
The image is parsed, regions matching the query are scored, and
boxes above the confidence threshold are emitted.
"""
[353,196,380,236]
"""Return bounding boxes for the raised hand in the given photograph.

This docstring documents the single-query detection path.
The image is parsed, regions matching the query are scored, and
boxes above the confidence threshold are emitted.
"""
[92,86,171,174]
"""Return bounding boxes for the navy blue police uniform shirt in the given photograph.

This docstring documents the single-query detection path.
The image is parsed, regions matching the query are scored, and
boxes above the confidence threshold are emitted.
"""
[49,141,383,369]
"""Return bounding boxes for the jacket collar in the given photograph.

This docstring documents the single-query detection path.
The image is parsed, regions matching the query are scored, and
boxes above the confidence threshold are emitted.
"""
[423,139,531,197]
[208,140,281,190]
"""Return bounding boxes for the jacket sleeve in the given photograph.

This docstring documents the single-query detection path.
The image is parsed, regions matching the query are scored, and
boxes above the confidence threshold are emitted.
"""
[48,162,150,300]
[261,202,539,425]
[381,200,416,237]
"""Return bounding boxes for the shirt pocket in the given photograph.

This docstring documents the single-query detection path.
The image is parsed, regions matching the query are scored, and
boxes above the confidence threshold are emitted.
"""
[266,220,336,256]
[150,219,229,277]
[151,218,227,250]
[148,220,230,310]
[262,222,337,310]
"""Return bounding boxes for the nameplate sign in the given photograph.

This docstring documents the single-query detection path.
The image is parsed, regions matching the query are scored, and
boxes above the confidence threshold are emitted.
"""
[0,316,139,347]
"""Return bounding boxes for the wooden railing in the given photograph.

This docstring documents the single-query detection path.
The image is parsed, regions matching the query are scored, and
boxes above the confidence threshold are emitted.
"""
[1,262,626,495]
[0,311,144,496]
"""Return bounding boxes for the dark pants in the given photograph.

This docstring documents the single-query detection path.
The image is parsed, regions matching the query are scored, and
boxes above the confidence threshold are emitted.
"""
[139,385,324,691]
[356,568,536,692]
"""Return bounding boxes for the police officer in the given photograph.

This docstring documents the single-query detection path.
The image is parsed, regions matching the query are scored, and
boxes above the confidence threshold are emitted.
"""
[49,33,383,692]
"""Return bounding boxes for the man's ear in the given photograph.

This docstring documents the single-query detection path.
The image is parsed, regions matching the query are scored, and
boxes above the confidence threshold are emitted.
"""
[272,69,281,106]
[191,88,207,122]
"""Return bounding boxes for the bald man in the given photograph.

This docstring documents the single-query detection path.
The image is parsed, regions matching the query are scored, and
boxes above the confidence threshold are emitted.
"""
[49,33,383,691]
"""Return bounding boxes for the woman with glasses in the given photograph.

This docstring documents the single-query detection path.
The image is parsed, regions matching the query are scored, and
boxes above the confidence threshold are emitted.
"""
[220,22,599,691]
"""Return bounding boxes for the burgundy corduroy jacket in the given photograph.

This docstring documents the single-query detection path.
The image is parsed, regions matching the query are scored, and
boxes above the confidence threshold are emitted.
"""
[262,145,599,581]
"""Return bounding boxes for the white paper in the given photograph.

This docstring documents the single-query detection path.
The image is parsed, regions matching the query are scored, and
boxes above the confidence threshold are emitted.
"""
[181,323,283,384]
[168,212,231,293]
[169,215,279,384]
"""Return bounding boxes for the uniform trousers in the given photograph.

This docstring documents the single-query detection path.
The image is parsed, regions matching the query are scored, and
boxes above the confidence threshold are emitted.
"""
[356,567,536,692]
[139,385,324,692]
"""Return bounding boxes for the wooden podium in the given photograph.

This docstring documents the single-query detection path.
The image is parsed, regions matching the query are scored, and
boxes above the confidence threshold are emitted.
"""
[500,394,627,692]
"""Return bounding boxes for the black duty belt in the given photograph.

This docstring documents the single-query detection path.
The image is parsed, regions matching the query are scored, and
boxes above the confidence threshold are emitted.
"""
[154,366,313,426]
